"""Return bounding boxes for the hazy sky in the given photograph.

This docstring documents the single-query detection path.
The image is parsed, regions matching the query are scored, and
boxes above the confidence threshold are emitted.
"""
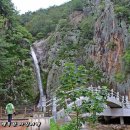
[11,0,71,14]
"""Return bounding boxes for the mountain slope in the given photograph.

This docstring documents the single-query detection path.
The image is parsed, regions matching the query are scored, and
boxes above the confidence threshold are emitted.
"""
[30,0,130,97]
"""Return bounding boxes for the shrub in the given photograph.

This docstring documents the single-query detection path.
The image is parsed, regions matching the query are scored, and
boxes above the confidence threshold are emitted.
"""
[71,0,83,11]
[59,19,68,28]
[107,42,117,51]
[50,119,60,130]
[79,16,95,41]
[114,72,125,83]
[123,49,130,73]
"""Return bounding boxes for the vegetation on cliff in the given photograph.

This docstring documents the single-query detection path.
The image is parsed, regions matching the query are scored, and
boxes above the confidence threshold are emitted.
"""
[19,0,89,40]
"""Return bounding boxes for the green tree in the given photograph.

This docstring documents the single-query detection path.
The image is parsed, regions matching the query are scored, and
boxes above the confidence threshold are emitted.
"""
[56,63,107,129]
[123,48,130,74]
[113,0,130,23]
[79,16,95,41]
[71,0,84,11]
[19,2,71,38]
[0,0,37,105]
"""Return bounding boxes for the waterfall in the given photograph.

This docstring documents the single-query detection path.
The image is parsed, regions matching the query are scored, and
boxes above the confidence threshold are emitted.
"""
[31,47,46,111]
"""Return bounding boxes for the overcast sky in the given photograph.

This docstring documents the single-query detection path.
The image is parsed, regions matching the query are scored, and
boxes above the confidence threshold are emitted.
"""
[11,0,71,14]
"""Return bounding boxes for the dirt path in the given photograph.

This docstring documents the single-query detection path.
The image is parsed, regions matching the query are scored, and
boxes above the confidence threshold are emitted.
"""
[0,126,27,130]
[0,120,28,130]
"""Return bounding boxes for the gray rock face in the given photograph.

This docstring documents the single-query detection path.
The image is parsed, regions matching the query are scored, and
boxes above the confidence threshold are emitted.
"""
[33,39,50,70]
[46,63,62,97]
[32,0,130,96]
[32,33,64,97]
[86,1,130,93]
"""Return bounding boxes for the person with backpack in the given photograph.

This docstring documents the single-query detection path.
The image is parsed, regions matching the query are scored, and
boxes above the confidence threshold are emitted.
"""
[5,101,16,123]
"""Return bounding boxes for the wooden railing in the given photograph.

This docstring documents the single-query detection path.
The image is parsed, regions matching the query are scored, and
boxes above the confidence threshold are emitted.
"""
[0,106,40,119]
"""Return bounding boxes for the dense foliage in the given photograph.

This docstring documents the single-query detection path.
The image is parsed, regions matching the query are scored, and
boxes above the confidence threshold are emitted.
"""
[56,63,107,129]
[20,3,71,39]
[112,0,130,78]
[123,47,130,74]
[112,0,130,24]
[0,0,98,106]
[50,119,76,130]
[0,0,37,105]
[1,0,130,112]
[19,0,89,39]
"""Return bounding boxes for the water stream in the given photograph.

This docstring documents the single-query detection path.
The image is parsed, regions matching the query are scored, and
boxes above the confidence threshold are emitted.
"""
[31,47,46,111]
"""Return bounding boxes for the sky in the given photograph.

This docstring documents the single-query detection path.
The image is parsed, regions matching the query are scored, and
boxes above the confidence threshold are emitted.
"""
[11,0,71,14]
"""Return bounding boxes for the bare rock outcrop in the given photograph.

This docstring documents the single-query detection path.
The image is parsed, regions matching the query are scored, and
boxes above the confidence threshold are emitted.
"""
[32,0,130,97]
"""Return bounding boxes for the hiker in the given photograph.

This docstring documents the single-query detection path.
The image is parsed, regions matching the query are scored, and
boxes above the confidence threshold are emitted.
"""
[5,101,16,123]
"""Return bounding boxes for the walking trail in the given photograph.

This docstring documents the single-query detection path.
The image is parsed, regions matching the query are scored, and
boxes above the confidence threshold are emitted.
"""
[0,120,28,130]
[0,126,27,130]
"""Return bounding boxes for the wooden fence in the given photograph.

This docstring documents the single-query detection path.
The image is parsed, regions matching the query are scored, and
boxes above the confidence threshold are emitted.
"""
[0,106,39,119]
[0,105,53,120]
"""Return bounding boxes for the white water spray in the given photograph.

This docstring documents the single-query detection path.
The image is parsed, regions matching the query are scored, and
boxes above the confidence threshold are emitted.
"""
[31,47,46,111]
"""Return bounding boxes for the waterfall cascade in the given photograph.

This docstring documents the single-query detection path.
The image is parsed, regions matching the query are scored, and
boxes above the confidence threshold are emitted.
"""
[31,47,46,111]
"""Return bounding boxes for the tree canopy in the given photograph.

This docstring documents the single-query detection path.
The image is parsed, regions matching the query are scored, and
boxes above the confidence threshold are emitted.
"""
[0,0,36,105]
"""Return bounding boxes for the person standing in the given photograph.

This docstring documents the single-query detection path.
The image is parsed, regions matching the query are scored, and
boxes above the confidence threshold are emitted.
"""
[5,102,15,123]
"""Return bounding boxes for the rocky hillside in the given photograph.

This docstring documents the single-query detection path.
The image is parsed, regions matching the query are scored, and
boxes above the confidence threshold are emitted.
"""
[31,0,130,98]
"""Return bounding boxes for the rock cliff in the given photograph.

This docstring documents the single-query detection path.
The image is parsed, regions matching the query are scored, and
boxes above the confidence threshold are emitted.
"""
[88,0,130,94]
[33,0,130,97]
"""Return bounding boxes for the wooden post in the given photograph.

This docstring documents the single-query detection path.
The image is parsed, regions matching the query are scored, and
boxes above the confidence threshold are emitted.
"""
[24,107,27,117]
[0,107,2,119]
